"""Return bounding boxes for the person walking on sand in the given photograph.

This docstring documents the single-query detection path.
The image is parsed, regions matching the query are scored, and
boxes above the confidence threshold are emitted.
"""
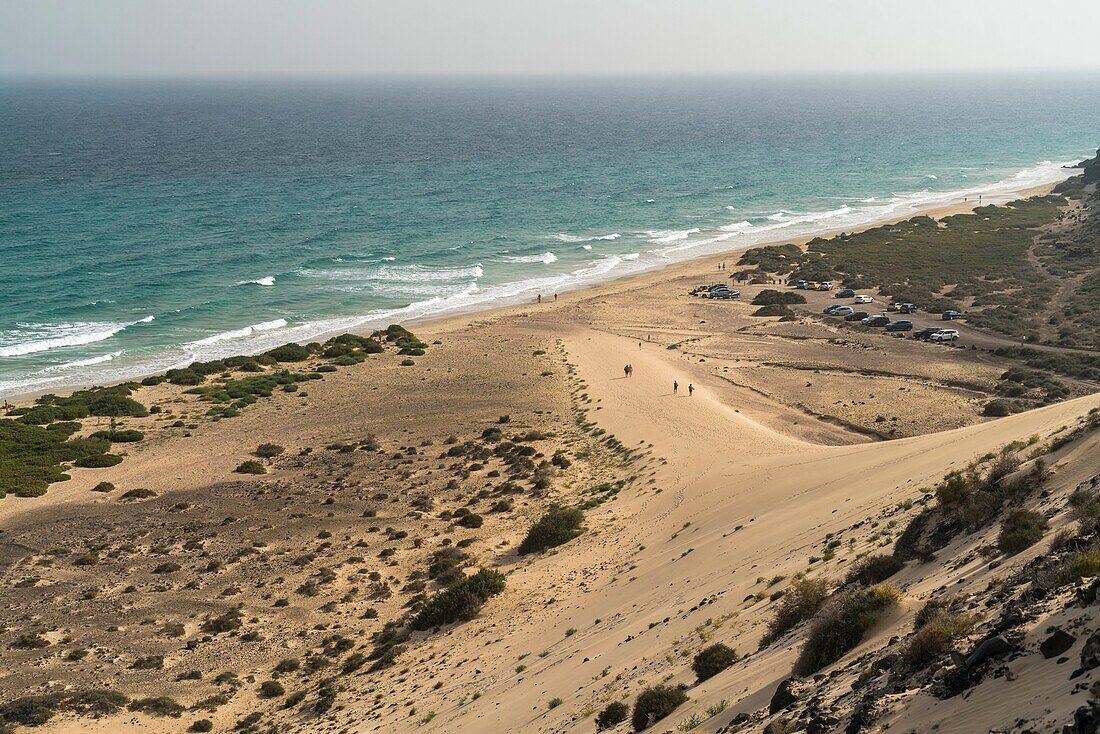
[537,293,542,303]
[624,364,630,378]
[554,293,558,301]
[688,383,694,396]
[673,380,678,394]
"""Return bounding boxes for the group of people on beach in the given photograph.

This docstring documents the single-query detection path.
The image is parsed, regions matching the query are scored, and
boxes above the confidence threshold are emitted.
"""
[624,363,693,396]
[535,293,558,303]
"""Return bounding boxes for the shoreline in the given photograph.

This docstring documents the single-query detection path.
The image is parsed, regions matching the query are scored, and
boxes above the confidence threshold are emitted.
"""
[0,175,1069,403]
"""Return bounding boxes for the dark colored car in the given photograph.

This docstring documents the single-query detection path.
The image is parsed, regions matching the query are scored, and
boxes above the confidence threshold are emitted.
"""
[899,303,918,314]
[862,315,891,327]
[942,310,963,320]
[835,288,856,299]
[844,311,870,322]
[885,320,913,332]
[913,327,941,340]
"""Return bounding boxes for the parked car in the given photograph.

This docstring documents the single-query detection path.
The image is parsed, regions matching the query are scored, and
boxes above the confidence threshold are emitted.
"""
[929,329,959,342]
[711,289,740,299]
[862,315,891,327]
[819,281,835,291]
[845,311,870,321]
[912,327,942,340]
[887,302,903,312]
[885,320,913,332]
[795,280,809,289]
[835,288,856,299]
[832,306,855,316]
[823,304,846,314]
[899,303,918,314]
[942,310,964,320]
[854,294,874,304]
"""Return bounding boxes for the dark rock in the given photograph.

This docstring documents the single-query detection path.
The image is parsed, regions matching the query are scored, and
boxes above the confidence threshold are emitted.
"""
[769,677,798,714]
[1063,702,1100,734]
[731,712,750,725]
[965,635,1014,668]
[1042,630,1077,659]
[1081,631,1100,671]
[1077,578,1100,606]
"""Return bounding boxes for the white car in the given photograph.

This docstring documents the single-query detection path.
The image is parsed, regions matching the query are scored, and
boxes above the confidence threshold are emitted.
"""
[832,306,855,316]
[853,294,874,304]
[929,329,959,342]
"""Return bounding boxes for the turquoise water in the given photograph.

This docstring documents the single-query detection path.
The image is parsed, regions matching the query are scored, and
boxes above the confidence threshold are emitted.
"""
[1,73,1098,397]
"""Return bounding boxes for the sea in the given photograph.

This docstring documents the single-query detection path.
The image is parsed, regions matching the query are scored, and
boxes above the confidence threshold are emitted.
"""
[2,73,1099,398]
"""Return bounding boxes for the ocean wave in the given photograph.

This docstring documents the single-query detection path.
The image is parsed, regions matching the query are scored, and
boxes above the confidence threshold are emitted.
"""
[621,252,640,260]
[581,244,593,250]
[0,317,152,358]
[550,232,621,243]
[186,318,288,348]
[236,275,276,287]
[644,228,701,244]
[39,351,123,372]
[299,263,485,283]
[720,220,753,232]
[502,251,558,264]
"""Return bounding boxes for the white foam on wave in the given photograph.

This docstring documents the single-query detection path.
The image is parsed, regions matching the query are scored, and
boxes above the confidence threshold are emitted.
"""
[236,275,276,287]
[621,252,640,260]
[186,318,288,348]
[551,232,621,243]
[644,228,701,244]
[502,251,558,264]
[581,244,593,250]
[39,351,123,373]
[0,316,153,358]
[299,263,484,283]
[720,220,752,232]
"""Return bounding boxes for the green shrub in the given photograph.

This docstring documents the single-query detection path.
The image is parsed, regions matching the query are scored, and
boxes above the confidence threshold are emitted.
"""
[73,453,122,469]
[119,487,157,501]
[630,685,688,732]
[456,513,484,529]
[760,577,830,646]
[517,505,585,555]
[190,720,214,733]
[89,429,144,443]
[794,584,901,675]
[900,600,979,668]
[997,509,1047,554]
[0,420,114,498]
[91,482,115,493]
[400,358,415,366]
[254,443,285,458]
[752,304,795,318]
[595,701,629,731]
[127,697,185,717]
[0,695,60,726]
[258,680,285,698]
[751,289,806,306]
[983,399,1014,417]
[845,554,904,586]
[234,460,267,475]
[692,643,737,681]
[411,569,506,630]
[265,343,311,362]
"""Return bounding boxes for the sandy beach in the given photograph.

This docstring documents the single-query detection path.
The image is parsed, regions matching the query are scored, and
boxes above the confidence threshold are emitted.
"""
[2,177,1100,734]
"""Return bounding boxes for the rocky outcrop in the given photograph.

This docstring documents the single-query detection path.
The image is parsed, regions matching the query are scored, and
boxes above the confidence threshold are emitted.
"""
[1083,149,1100,185]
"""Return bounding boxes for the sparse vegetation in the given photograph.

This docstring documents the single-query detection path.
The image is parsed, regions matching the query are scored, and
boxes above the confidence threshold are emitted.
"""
[761,577,831,646]
[692,643,737,681]
[410,568,506,630]
[517,505,585,555]
[845,554,904,586]
[595,700,630,731]
[997,509,1048,554]
[631,685,688,732]
[794,583,901,675]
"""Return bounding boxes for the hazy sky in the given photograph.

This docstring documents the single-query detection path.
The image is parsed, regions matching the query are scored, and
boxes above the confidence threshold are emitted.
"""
[2,0,1098,77]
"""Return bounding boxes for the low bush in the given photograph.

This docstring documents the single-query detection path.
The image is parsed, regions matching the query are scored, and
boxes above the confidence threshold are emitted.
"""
[595,701,629,731]
[630,685,688,732]
[752,289,806,306]
[89,429,144,443]
[845,554,904,586]
[794,583,901,675]
[983,399,1014,417]
[119,487,156,501]
[258,681,285,698]
[760,577,830,646]
[74,453,122,469]
[517,505,585,555]
[127,697,185,718]
[254,443,285,458]
[692,643,737,681]
[411,568,506,630]
[900,597,979,669]
[0,420,115,498]
[265,343,311,362]
[752,304,795,318]
[91,481,115,493]
[234,460,267,475]
[997,509,1047,554]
